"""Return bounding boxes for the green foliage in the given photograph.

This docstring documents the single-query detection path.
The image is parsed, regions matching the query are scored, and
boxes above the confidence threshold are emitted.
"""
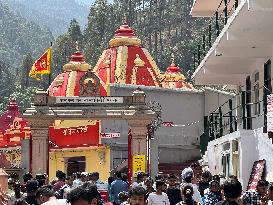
[0,85,38,115]
[0,1,54,70]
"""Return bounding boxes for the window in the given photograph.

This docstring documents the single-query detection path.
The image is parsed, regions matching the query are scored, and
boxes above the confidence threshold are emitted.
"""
[253,72,260,115]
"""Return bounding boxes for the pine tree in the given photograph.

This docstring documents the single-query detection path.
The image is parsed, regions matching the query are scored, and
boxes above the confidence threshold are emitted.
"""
[17,53,33,88]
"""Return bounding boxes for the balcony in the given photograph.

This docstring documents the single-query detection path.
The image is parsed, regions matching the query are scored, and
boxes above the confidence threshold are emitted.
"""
[200,85,270,155]
[191,0,273,85]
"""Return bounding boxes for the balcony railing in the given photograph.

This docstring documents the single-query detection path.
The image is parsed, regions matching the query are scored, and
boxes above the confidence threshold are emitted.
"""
[200,85,271,155]
[193,0,239,70]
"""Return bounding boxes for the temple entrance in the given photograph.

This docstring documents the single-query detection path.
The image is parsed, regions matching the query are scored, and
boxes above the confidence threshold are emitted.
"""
[66,156,85,176]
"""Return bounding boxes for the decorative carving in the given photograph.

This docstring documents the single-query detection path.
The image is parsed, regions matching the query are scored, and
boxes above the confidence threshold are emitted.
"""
[33,90,48,106]
[80,69,101,97]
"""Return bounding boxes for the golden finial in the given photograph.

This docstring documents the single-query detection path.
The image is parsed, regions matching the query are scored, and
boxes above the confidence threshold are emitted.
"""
[171,53,175,64]
[134,54,145,67]
[75,41,79,52]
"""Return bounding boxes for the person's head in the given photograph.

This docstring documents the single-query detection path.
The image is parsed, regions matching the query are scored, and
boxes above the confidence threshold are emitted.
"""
[81,173,88,182]
[168,174,177,187]
[128,186,146,205]
[222,179,242,200]
[108,176,114,185]
[35,186,55,205]
[66,176,74,187]
[122,174,128,182]
[209,180,220,193]
[182,168,193,183]
[36,174,46,187]
[269,182,273,200]
[14,181,21,198]
[182,184,194,199]
[23,173,33,183]
[136,173,143,183]
[92,172,99,181]
[76,172,81,179]
[228,175,238,181]
[26,180,39,195]
[256,179,269,197]
[118,191,128,203]
[142,173,148,181]
[144,177,153,190]
[201,171,212,183]
[67,184,100,205]
[115,171,122,179]
[56,170,66,181]
[155,180,165,192]
[212,175,220,183]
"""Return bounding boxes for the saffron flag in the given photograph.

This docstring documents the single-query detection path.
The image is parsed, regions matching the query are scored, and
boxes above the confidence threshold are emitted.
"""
[29,48,51,80]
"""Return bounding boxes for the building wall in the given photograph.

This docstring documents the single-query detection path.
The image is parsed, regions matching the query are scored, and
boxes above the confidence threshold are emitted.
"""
[49,147,110,181]
[100,84,234,169]
[207,128,273,190]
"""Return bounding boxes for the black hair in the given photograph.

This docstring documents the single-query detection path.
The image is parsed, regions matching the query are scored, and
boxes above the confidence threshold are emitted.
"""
[93,172,99,178]
[26,180,39,193]
[155,180,165,189]
[23,173,33,183]
[67,184,100,205]
[169,174,177,179]
[36,186,55,199]
[182,184,194,198]
[202,171,212,179]
[222,179,242,199]
[136,173,143,181]
[128,186,146,197]
[212,175,220,183]
[115,171,122,179]
[184,176,192,183]
[257,179,269,187]
[56,170,66,180]
[108,176,114,185]
[118,191,128,202]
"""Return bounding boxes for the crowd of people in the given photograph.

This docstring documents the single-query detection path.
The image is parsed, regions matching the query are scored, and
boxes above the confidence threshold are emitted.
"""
[1,167,273,205]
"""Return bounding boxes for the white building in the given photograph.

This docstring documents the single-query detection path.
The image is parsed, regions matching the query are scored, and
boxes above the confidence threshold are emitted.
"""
[191,0,273,189]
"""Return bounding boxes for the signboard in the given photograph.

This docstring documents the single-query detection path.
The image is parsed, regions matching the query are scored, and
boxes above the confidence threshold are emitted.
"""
[55,97,124,104]
[267,94,273,132]
[49,121,100,148]
[132,155,146,177]
[162,122,174,127]
[100,133,120,139]
[247,159,266,191]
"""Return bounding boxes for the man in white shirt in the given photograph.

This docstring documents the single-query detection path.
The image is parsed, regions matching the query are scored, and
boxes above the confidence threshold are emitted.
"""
[147,180,170,205]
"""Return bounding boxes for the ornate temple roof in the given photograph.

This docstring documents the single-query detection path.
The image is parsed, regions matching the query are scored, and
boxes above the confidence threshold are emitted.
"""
[0,100,30,148]
[48,50,107,97]
[161,62,193,89]
[94,22,161,88]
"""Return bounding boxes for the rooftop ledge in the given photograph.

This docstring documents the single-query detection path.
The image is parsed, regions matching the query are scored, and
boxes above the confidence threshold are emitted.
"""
[191,0,242,17]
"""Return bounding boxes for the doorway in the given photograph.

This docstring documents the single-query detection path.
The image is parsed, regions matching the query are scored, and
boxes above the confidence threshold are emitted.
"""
[264,60,272,132]
[66,156,86,176]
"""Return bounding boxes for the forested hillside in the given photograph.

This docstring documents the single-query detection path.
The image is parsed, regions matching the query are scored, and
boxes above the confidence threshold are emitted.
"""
[52,0,205,78]
[6,0,89,36]
[0,0,206,115]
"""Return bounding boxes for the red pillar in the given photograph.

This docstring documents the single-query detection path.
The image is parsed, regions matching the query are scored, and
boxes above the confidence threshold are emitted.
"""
[127,129,132,185]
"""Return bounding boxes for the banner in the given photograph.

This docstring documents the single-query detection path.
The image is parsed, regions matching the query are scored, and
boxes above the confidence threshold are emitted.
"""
[247,160,266,190]
[49,121,100,148]
[132,155,146,177]
[29,48,51,80]
[267,94,273,132]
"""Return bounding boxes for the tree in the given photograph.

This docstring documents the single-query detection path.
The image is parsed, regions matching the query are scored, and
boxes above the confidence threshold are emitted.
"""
[17,53,33,88]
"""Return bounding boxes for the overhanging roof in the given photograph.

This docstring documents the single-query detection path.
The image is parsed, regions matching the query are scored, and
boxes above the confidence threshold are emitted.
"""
[192,0,273,85]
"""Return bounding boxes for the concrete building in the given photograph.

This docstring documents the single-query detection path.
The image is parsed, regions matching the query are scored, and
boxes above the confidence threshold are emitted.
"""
[191,0,273,190]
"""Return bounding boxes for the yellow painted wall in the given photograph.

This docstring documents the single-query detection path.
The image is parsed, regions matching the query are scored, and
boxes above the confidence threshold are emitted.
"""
[49,146,110,182]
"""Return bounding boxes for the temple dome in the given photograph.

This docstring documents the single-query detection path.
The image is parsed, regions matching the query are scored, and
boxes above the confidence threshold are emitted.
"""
[48,51,107,97]
[161,62,193,89]
[94,22,161,89]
